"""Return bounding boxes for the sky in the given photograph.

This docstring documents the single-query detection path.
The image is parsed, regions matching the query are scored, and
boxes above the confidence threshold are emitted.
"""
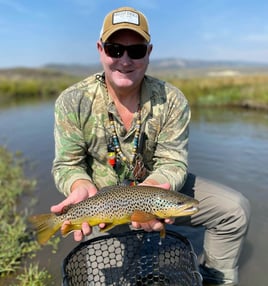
[0,0,268,68]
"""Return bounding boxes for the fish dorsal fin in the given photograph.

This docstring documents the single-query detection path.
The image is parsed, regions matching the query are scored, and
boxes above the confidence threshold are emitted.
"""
[99,186,110,192]
[99,186,115,193]
[131,210,156,222]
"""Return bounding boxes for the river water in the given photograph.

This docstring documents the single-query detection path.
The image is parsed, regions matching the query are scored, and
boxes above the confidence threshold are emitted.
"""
[0,101,267,285]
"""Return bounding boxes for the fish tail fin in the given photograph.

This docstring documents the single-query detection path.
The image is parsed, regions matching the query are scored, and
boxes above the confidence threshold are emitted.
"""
[28,213,60,245]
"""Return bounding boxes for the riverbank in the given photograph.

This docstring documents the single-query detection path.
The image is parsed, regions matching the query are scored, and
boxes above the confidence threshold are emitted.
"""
[1,68,268,110]
[168,74,268,111]
[0,68,77,107]
[0,146,53,285]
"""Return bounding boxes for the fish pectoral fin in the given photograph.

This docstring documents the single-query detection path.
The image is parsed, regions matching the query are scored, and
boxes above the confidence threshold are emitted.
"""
[160,226,166,238]
[131,210,156,223]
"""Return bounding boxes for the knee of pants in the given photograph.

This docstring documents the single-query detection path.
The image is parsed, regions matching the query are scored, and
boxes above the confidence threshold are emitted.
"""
[221,192,251,235]
[236,193,251,233]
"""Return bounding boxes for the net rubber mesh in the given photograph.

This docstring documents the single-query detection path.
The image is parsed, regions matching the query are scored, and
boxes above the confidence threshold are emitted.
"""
[62,230,202,286]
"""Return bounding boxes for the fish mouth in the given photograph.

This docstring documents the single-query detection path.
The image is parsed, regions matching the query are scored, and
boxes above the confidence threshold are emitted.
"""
[182,205,199,214]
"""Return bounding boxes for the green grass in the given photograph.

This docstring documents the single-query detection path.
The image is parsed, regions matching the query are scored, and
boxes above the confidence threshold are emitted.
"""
[0,147,54,285]
[0,68,79,106]
[167,74,268,109]
[11,264,52,286]
[0,77,76,106]
[1,68,268,110]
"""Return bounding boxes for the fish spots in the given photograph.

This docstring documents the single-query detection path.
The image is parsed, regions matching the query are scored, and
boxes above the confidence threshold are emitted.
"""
[30,185,198,244]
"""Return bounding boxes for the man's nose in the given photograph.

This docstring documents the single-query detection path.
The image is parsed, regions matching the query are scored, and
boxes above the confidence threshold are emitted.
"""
[120,50,132,63]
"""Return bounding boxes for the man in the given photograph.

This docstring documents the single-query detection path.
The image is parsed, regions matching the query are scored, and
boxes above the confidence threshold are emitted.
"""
[51,7,250,285]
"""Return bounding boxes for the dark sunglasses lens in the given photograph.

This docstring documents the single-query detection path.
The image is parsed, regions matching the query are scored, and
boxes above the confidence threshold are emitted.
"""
[103,43,147,59]
[104,44,124,58]
[127,45,147,59]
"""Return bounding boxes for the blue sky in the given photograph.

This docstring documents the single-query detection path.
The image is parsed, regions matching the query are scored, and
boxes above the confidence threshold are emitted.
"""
[1,0,268,68]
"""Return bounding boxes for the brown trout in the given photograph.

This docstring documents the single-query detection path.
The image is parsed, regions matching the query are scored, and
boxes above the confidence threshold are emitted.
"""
[29,185,199,245]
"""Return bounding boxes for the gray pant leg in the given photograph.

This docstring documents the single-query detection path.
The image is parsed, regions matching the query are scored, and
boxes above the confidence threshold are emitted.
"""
[176,173,250,284]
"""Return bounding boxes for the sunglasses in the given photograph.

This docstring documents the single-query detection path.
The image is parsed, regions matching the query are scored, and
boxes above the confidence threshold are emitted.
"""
[102,43,148,60]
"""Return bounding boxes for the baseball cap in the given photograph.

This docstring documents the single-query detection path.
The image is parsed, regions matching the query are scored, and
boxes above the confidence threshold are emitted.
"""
[100,7,151,43]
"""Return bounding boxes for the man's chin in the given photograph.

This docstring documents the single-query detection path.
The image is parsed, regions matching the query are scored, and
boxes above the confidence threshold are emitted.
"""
[113,77,135,88]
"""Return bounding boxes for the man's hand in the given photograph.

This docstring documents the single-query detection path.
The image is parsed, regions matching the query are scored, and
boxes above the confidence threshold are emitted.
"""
[132,181,175,232]
[50,179,105,241]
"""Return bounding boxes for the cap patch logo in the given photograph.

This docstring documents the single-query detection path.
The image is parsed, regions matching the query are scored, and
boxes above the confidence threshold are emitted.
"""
[113,11,139,25]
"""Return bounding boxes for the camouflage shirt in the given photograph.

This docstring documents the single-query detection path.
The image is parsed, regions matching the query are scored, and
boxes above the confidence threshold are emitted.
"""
[52,73,190,196]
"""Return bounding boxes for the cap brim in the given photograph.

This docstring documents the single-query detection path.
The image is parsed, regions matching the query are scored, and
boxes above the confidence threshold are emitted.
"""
[101,26,150,42]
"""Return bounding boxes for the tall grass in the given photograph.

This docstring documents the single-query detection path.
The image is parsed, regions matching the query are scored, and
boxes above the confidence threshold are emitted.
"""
[167,74,268,109]
[0,78,76,105]
[1,69,268,110]
[0,147,53,285]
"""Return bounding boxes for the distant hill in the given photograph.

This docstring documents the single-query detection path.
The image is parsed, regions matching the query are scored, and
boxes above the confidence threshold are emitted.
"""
[43,58,268,78]
[0,66,76,80]
[1,58,268,79]
[43,63,102,76]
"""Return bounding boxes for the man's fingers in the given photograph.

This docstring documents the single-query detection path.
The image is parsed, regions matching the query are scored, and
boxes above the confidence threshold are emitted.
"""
[99,223,106,229]
[132,220,165,232]
[74,222,92,241]
[50,203,63,213]
[158,183,171,190]
[81,222,91,236]
[74,230,83,242]
[165,218,175,224]
[60,221,92,242]
[132,221,141,229]
[50,198,71,213]
[151,220,164,232]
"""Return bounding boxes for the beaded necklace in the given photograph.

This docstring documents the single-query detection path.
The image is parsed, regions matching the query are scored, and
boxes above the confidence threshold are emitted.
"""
[108,103,141,170]
[96,73,145,185]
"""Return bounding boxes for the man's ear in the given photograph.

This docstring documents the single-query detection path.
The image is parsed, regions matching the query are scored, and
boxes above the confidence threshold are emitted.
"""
[147,44,153,56]
[96,40,103,52]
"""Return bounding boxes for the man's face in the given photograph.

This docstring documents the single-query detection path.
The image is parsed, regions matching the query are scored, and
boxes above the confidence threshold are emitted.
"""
[97,29,152,91]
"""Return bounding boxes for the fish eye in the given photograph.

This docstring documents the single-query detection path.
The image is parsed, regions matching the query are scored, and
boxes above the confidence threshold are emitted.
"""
[176,201,184,206]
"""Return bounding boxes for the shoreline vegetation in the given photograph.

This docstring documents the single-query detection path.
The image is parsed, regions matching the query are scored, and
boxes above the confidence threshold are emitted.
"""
[0,67,268,110]
[0,147,56,285]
